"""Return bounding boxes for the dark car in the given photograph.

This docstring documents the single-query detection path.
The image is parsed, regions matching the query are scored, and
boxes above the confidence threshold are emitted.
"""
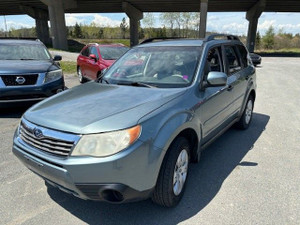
[13,35,256,207]
[250,53,262,66]
[0,39,65,108]
[77,43,129,83]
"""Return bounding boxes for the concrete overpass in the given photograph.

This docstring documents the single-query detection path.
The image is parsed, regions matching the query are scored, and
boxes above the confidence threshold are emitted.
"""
[1,0,300,52]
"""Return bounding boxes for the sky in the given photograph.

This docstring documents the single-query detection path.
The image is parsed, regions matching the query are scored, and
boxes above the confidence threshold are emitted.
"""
[1,12,300,35]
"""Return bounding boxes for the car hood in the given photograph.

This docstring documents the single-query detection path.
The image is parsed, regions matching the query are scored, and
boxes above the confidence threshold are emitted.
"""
[24,82,186,134]
[102,59,115,67]
[0,60,56,74]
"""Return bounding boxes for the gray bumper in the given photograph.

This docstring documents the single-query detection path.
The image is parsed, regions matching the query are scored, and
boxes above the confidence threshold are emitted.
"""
[12,134,162,202]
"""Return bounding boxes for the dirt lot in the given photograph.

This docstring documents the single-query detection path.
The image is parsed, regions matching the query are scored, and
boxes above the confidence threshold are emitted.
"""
[0,57,299,225]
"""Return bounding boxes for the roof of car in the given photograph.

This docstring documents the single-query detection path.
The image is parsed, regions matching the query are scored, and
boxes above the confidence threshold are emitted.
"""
[0,39,42,45]
[137,39,204,47]
[88,43,128,47]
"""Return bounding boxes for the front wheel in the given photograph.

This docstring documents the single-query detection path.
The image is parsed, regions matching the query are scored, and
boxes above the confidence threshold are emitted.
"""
[77,67,87,83]
[236,96,254,129]
[152,137,190,207]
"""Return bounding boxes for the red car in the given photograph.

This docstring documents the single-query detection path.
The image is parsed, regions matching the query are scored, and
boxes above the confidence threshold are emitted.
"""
[77,43,129,83]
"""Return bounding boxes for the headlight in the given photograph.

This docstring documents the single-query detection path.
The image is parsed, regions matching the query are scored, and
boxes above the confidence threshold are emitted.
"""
[44,69,63,83]
[72,125,141,157]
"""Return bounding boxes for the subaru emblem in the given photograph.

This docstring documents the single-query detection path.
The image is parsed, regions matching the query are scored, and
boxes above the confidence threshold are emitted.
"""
[15,76,26,85]
[33,128,43,139]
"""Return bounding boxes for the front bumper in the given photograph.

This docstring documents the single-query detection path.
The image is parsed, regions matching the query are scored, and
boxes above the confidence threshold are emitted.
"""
[0,77,64,108]
[12,131,161,203]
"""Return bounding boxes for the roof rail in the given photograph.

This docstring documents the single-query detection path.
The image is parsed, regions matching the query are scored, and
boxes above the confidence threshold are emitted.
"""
[139,37,183,45]
[204,34,240,42]
[0,37,40,41]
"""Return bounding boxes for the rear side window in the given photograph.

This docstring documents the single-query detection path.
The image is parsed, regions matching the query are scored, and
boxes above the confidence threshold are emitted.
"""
[224,46,242,75]
[236,45,248,68]
[81,47,90,57]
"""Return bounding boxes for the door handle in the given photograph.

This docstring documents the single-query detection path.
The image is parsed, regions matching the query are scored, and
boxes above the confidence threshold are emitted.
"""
[227,85,234,91]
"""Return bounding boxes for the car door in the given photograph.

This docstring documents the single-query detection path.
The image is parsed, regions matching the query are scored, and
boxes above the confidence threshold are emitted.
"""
[196,45,235,142]
[78,46,90,78]
[223,44,248,116]
[85,46,100,80]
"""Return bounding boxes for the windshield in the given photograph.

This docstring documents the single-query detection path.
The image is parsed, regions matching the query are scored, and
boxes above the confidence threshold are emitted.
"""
[100,46,129,60]
[0,44,51,60]
[103,46,201,88]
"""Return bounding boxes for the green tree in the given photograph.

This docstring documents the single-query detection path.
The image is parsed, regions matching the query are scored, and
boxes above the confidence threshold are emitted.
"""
[256,31,261,49]
[120,17,128,39]
[74,23,83,38]
[262,26,275,49]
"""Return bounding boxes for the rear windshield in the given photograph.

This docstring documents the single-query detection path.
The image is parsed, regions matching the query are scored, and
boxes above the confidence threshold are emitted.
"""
[0,44,51,60]
[99,46,129,60]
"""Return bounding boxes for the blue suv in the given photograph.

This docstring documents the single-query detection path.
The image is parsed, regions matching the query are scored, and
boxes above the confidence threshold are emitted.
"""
[13,34,256,207]
[0,39,64,108]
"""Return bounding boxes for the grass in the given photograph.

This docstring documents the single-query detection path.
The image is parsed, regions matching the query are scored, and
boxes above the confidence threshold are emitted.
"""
[75,38,130,47]
[60,61,77,74]
[256,48,300,56]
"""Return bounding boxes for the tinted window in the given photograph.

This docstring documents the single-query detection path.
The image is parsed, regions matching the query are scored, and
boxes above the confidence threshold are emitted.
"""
[225,46,241,75]
[237,45,248,68]
[203,46,223,80]
[81,47,90,57]
[90,46,99,58]
[99,47,129,60]
[0,44,50,60]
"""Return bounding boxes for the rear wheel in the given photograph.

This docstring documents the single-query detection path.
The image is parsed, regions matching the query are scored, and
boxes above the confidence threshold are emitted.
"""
[152,137,190,207]
[236,96,254,129]
[77,66,87,83]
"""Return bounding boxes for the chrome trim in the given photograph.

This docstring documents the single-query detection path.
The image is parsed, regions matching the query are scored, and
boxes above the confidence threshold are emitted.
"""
[0,72,46,88]
[19,119,80,157]
[0,97,46,103]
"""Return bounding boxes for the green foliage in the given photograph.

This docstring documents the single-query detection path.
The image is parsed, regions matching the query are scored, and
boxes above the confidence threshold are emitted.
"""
[262,26,275,49]
[73,23,83,38]
[120,17,128,39]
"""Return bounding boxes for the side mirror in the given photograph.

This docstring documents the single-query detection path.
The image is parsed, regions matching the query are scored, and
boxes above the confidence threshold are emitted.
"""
[53,55,62,61]
[89,54,97,61]
[206,72,227,87]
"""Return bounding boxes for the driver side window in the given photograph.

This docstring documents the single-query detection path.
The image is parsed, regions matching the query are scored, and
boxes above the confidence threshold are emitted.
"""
[203,46,223,80]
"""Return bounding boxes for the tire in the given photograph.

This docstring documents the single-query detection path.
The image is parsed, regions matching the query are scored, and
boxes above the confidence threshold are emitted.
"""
[77,66,87,83]
[236,96,254,129]
[152,137,190,207]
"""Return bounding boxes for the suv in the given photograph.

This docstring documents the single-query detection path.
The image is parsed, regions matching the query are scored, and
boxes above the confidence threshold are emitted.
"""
[13,35,256,207]
[0,39,65,108]
[77,43,129,83]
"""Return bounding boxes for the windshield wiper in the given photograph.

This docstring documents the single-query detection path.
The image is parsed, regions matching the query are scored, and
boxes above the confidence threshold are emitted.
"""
[117,82,156,88]
[19,58,36,60]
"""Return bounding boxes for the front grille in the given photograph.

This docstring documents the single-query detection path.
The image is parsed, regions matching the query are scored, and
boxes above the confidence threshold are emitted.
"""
[19,120,79,157]
[1,74,38,86]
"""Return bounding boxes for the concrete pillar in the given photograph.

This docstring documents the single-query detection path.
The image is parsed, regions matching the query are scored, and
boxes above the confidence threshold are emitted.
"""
[48,1,68,50]
[35,19,50,45]
[41,0,77,50]
[246,0,266,52]
[246,18,258,53]
[19,5,50,45]
[122,2,143,47]
[199,0,208,38]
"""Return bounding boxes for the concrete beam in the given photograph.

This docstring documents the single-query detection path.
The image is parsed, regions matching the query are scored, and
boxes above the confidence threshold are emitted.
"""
[122,2,143,20]
[246,0,266,52]
[122,2,143,47]
[199,0,208,38]
[20,5,49,20]
[40,0,77,50]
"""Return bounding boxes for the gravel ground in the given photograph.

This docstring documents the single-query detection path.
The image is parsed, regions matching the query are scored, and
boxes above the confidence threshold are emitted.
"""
[0,57,299,225]
[50,50,79,62]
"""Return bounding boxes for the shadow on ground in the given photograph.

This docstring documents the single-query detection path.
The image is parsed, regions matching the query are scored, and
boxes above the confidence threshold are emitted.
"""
[0,106,30,118]
[47,112,269,225]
